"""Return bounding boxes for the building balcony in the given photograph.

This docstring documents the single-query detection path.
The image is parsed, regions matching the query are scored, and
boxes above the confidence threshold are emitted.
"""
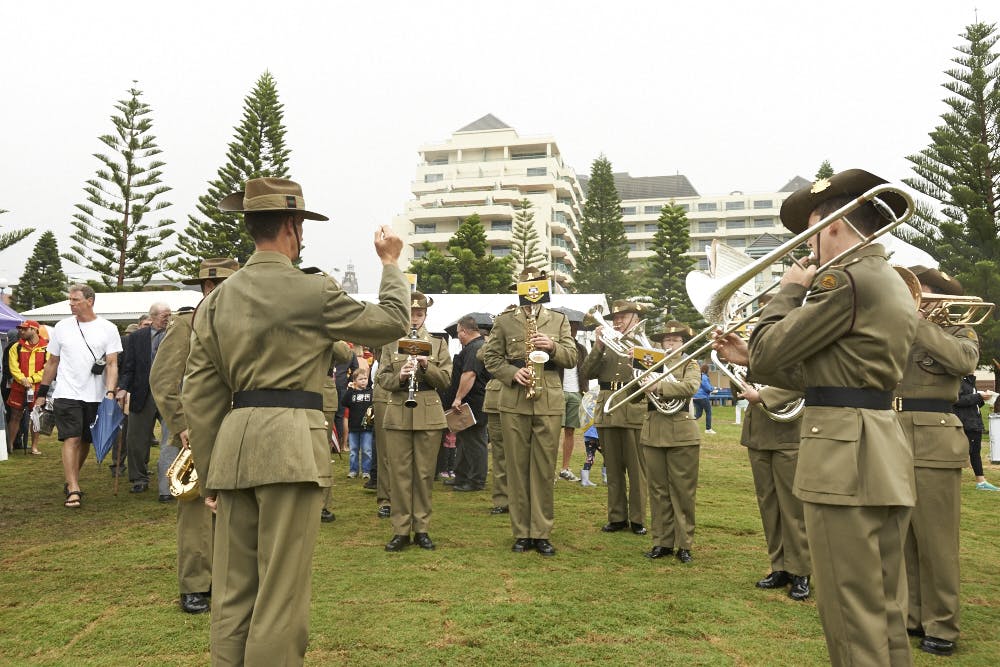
[408,203,515,222]
[549,244,567,258]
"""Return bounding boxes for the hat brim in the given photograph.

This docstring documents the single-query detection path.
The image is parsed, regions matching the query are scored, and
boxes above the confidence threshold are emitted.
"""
[218,191,329,221]
[180,275,231,285]
[779,169,907,234]
[910,266,964,296]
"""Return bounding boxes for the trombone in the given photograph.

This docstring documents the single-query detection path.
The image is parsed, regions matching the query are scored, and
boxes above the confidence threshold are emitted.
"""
[603,183,915,414]
[920,294,995,327]
[710,349,804,422]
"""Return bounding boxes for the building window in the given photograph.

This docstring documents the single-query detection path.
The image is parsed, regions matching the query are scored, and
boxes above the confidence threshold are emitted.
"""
[552,211,568,224]
[645,223,658,232]
[624,224,637,233]
[698,258,709,270]
[698,202,717,212]
[414,223,437,234]
[628,241,640,251]
[727,219,746,229]
[512,152,547,160]
[701,240,712,252]
[725,201,746,210]
[728,238,746,248]
[413,248,428,259]
[491,221,512,232]
[698,221,717,233]
[526,167,547,177]
[424,173,443,183]
[754,218,773,228]
[427,157,448,165]
[753,199,772,209]
[644,205,663,215]
[492,246,511,257]
[621,206,637,215]
[676,203,690,212]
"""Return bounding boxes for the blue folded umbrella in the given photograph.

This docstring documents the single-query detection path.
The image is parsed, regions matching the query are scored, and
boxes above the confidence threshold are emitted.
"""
[90,397,125,464]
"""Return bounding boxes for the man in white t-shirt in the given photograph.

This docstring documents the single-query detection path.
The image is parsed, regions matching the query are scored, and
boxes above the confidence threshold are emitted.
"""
[36,284,122,508]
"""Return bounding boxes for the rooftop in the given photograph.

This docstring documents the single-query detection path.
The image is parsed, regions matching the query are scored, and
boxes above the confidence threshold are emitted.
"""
[456,114,511,133]
[578,172,699,200]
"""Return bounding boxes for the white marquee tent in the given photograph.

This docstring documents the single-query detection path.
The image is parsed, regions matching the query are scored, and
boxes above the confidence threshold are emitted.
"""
[21,290,203,325]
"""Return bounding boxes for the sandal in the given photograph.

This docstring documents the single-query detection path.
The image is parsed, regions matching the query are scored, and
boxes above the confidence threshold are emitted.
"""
[64,490,82,508]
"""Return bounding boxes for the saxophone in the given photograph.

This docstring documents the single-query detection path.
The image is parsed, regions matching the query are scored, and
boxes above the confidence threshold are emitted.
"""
[523,305,549,401]
[167,447,200,500]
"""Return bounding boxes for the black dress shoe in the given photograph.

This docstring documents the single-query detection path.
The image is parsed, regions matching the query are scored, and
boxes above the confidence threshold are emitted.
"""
[511,538,534,553]
[452,484,480,492]
[788,575,810,601]
[644,546,674,559]
[130,482,148,493]
[442,477,456,486]
[158,494,174,503]
[489,505,509,515]
[385,535,411,552]
[755,570,791,589]
[676,548,693,563]
[630,522,647,535]
[377,505,391,518]
[534,539,556,556]
[320,508,336,523]
[601,520,628,532]
[180,592,209,614]
[920,636,955,656]
[413,532,435,550]
[906,627,926,638]
[362,478,377,490]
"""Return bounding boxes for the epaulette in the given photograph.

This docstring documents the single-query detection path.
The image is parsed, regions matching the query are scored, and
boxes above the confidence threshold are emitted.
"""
[501,304,518,314]
[176,306,195,314]
[301,266,325,275]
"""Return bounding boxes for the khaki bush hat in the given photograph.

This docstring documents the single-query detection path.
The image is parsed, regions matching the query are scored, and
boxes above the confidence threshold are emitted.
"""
[181,258,240,285]
[779,169,908,234]
[508,266,547,291]
[610,299,649,317]
[219,177,329,221]
[651,320,693,342]
[411,291,434,309]
[909,265,964,296]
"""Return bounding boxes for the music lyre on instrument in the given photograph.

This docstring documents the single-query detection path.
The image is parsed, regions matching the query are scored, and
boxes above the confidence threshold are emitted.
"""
[603,183,916,415]
[397,328,432,408]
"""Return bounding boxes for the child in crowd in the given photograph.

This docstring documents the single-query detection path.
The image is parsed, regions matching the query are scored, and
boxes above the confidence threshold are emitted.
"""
[580,423,604,487]
[340,369,374,479]
[438,431,457,480]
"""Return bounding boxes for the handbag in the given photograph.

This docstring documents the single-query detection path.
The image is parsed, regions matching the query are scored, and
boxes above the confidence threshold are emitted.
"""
[76,319,107,375]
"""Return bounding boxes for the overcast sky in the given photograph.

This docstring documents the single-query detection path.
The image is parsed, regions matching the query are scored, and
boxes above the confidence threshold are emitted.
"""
[0,0,988,293]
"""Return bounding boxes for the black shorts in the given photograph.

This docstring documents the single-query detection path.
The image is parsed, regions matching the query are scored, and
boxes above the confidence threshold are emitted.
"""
[53,398,99,443]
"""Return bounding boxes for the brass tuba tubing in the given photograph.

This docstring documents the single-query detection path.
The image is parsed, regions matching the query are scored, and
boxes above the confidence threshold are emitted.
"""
[710,349,804,422]
[603,184,915,415]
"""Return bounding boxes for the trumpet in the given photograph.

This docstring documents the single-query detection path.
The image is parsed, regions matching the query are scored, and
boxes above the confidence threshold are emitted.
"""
[710,350,804,422]
[603,183,915,414]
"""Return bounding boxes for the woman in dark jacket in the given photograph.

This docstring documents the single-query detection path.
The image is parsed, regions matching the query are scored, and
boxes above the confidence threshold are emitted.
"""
[954,374,998,491]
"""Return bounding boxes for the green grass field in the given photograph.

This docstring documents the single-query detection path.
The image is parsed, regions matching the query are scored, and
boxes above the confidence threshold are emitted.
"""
[1,406,998,666]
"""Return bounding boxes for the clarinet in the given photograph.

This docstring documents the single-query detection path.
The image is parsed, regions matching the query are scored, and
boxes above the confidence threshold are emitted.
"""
[404,327,419,408]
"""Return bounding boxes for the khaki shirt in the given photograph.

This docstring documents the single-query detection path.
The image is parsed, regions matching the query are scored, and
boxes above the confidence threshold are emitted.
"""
[896,319,979,468]
[481,306,577,416]
[749,243,918,506]
[375,325,451,430]
[740,387,804,450]
[640,359,701,447]
[581,343,646,428]
[150,311,194,448]
[183,251,410,490]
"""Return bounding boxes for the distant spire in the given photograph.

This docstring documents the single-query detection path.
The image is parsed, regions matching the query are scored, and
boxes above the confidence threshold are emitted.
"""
[342,260,358,294]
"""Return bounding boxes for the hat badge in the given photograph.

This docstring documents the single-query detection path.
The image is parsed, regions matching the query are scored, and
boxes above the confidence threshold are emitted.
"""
[811,178,831,194]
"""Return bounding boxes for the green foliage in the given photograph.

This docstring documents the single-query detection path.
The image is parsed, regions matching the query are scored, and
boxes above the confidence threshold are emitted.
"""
[408,214,513,293]
[2,414,999,664]
[574,155,631,299]
[901,22,1000,360]
[12,231,68,311]
[174,72,291,273]
[510,198,546,276]
[815,160,834,179]
[0,208,34,254]
[62,83,176,289]
[643,204,700,328]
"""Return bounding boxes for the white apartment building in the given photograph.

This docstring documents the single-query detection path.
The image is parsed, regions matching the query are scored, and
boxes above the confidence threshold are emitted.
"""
[392,114,585,291]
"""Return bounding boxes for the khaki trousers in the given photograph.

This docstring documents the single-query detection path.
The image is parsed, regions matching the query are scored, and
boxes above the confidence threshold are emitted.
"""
[642,445,698,549]
[487,411,508,507]
[211,483,324,667]
[374,402,390,508]
[500,411,560,539]
[383,429,441,535]
[599,426,646,525]
[177,494,213,594]
[747,448,809,576]
[805,503,912,667]
[905,466,961,641]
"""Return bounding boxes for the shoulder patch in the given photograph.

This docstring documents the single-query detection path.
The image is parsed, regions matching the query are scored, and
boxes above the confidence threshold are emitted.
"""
[965,329,978,342]
[817,272,839,291]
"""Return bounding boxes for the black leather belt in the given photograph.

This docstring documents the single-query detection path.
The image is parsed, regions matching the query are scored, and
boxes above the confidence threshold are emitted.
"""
[804,387,892,410]
[649,400,689,412]
[508,358,557,371]
[232,389,323,411]
[599,381,629,391]
[892,397,954,413]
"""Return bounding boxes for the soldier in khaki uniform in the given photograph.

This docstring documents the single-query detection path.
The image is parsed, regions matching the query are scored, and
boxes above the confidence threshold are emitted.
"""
[716,169,918,666]
[482,268,578,556]
[320,341,354,523]
[480,332,510,515]
[638,322,701,562]
[739,385,810,600]
[896,266,979,657]
[375,292,452,551]
[150,258,238,615]
[581,300,649,535]
[372,378,392,517]
[183,178,410,666]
